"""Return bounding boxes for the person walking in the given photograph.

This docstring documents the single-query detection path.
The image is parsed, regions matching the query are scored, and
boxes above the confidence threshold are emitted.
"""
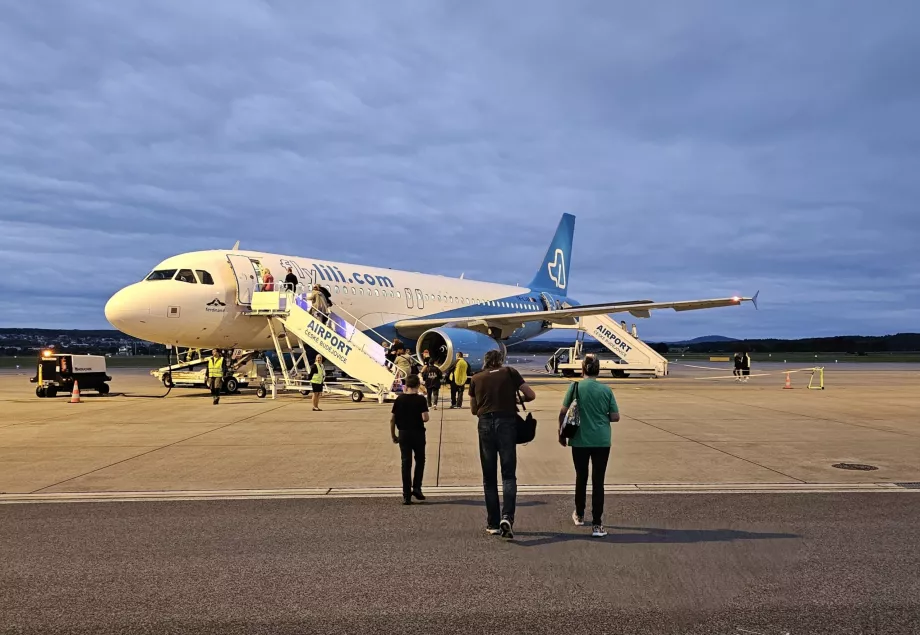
[390,374,430,505]
[422,361,442,409]
[207,349,224,405]
[394,348,413,383]
[631,323,638,339]
[309,354,325,411]
[284,267,299,292]
[733,352,743,381]
[741,351,752,383]
[469,350,536,539]
[448,352,468,409]
[558,354,619,538]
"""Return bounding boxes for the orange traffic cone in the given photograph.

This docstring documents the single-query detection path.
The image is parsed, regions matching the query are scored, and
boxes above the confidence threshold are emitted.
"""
[70,381,82,403]
[783,372,793,390]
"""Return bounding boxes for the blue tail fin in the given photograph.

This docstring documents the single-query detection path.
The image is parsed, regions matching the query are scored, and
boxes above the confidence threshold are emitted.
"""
[528,213,575,296]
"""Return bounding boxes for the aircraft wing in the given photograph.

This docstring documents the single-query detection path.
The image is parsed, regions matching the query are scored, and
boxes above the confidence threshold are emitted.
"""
[393,293,758,336]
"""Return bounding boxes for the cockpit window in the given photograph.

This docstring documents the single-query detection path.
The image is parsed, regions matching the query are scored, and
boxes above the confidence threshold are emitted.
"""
[176,269,197,284]
[146,269,177,281]
[196,270,214,285]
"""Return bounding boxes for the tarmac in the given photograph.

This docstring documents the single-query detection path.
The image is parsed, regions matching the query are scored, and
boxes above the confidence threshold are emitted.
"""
[2,362,919,633]
[0,362,918,497]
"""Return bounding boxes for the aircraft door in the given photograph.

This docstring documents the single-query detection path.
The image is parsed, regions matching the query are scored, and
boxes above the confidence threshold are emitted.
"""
[227,255,259,305]
[405,288,414,309]
[539,292,556,312]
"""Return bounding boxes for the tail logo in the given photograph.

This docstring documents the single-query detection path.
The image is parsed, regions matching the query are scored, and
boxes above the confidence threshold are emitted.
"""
[547,249,566,290]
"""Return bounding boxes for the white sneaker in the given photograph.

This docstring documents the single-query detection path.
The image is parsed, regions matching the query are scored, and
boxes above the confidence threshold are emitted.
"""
[572,511,586,526]
[592,524,607,537]
[486,527,501,536]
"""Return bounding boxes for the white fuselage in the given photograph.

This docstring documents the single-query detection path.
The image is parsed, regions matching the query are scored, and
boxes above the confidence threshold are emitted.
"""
[105,250,554,350]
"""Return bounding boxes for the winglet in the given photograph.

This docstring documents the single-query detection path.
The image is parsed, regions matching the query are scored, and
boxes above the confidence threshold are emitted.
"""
[751,290,760,310]
[232,240,240,250]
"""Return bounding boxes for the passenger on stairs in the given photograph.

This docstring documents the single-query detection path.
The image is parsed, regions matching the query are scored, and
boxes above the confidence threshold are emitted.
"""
[284,267,299,292]
[308,354,325,411]
[631,323,638,339]
[386,339,403,365]
[308,284,330,324]
[620,320,628,332]
[394,348,413,382]
[261,268,274,292]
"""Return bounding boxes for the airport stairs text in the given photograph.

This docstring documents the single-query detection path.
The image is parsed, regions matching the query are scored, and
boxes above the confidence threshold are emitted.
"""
[579,314,668,377]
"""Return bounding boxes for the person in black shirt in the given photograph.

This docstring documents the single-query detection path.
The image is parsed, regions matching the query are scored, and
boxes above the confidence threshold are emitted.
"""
[284,267,299,292]
[390,374,430,504]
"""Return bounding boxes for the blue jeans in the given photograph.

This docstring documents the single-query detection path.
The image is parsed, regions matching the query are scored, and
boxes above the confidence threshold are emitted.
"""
[478,414,517,527]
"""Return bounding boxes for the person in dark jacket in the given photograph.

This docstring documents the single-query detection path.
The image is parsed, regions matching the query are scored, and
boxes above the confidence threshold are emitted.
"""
[733,352,743,381]
[284,267,299,292]
[422,362,442,409]
[740,352,751,383]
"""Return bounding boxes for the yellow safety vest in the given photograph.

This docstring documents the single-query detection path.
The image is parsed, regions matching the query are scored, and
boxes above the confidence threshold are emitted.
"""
[208,357,224,378]
[311,363,325,384]
[453,359,468,385]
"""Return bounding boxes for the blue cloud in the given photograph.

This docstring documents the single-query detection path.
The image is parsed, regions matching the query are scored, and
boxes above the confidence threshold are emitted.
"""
[1,1,918,339]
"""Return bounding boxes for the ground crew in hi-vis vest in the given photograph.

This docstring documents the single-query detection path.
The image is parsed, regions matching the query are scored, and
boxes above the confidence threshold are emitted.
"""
[208,349,224,405]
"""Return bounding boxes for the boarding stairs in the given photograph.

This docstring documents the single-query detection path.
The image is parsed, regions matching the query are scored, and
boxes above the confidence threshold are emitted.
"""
[248,289,402,402]
[577,314,668,377]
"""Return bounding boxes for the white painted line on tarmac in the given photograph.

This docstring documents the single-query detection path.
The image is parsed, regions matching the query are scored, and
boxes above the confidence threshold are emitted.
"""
[0,482,913,505]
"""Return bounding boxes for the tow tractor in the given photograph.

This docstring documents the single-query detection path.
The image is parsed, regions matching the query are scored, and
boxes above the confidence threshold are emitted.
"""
[151,349,267,394]
[30,350,112,397]
[544,339,657,378]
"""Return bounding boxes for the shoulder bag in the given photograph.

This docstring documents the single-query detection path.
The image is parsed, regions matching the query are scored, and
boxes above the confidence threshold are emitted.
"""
[511,368,537,444]
[559,381,581,439]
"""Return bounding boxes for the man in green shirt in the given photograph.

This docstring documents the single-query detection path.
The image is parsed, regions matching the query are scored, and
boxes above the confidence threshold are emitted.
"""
[558,355,620,537]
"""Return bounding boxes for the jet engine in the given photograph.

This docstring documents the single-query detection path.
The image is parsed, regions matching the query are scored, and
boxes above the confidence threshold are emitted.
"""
[416,327,507,373]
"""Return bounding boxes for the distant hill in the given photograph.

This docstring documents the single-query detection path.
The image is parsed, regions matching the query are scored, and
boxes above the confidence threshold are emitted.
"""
[668,335,739,345]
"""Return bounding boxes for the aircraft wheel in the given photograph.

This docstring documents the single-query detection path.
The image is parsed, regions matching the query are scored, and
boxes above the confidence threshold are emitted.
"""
[256,386,267,399]
[162,373,173,388]
[36,386,46,398]
[224,377,239,394]
[351,390,364,403]
[98,383,110,395]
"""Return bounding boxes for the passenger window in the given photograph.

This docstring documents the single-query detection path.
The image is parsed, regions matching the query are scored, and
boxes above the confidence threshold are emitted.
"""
[146,269,177,281]
[176,269,197,284]
[196,270,214,285]
[374,289,379,297]
[396,291,401,298]
[334,285,339,293]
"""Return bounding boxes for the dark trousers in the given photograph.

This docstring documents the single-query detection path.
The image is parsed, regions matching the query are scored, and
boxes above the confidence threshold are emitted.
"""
[208,377,222,401]
[398,429,426,496]
[478,414,517,527]
[426,387,440,407]
[572,446,611,525]
[450,383,465,407]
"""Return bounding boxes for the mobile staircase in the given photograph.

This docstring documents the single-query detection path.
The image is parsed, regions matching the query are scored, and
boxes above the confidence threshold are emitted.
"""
[547,314,668,378]
[247,289,403,402]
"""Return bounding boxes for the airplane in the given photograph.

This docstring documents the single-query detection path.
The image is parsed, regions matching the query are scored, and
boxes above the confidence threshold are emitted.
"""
[105,213,757,372]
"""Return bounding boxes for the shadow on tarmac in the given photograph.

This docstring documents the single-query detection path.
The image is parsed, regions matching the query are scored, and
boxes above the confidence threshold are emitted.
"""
[424,498,548,508]
[510,526,799,548]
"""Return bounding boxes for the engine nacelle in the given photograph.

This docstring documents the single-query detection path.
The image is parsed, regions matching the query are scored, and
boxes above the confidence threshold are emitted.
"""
[416,327,506,373]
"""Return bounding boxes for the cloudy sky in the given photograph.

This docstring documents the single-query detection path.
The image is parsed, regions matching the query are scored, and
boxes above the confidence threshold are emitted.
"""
[1,1,918,340]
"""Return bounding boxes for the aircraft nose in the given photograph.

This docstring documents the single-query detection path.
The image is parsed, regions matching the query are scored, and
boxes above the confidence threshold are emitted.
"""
[105,285,150,332]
